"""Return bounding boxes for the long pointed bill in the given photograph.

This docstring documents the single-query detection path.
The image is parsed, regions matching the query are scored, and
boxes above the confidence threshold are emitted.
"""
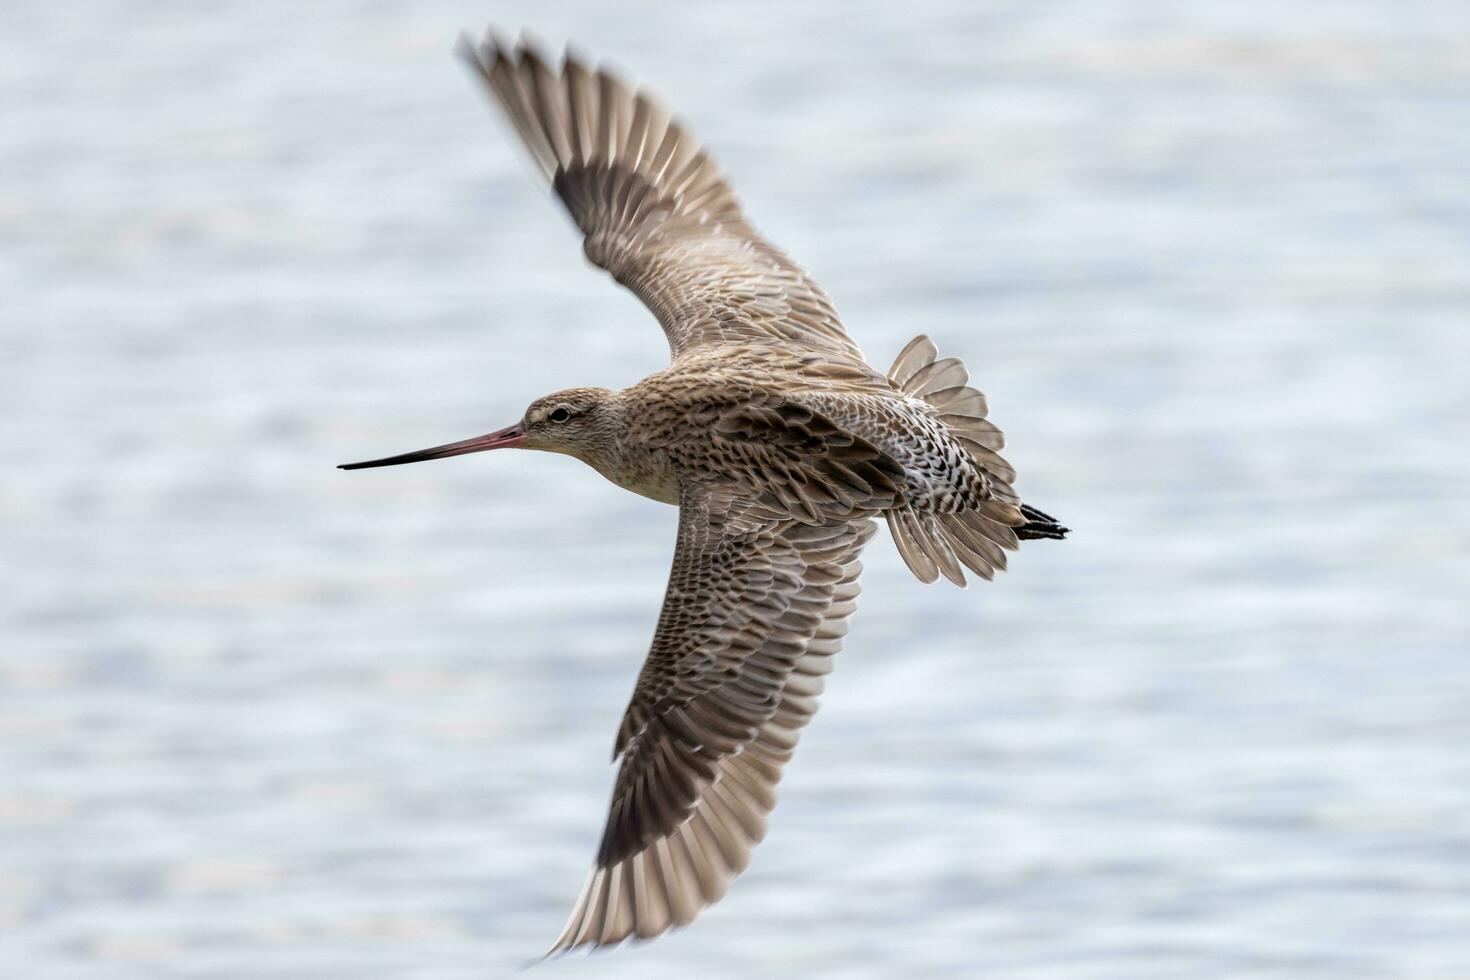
[338,423,525,470]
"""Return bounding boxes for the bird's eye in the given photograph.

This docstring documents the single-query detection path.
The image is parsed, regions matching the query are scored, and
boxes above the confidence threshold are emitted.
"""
[548,407,572,423]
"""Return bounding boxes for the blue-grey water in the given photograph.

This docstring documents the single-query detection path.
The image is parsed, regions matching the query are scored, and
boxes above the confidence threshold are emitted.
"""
[4,1,1469,977]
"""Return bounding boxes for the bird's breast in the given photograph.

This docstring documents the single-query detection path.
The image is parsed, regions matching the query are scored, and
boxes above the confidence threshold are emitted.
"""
[587,448,681,506]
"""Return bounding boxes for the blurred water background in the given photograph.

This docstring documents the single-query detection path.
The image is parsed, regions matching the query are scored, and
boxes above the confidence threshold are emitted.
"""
[4,1,1469,977]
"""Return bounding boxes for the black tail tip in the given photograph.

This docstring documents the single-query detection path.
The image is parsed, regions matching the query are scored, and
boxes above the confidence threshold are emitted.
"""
[1017,503,1069,541]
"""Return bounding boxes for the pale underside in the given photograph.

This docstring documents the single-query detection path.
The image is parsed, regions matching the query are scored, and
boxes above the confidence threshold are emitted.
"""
[457,28,1043,953]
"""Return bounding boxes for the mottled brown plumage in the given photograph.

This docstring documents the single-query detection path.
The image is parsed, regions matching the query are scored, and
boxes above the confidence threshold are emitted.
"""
[341,28,1067,955]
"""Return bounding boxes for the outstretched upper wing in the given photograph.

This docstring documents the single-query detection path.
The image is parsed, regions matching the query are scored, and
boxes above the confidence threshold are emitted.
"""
[546,485,876,953]
[457,30,863,362]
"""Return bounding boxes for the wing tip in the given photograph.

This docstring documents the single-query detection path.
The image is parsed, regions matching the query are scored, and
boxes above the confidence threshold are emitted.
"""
[457,25,618,82]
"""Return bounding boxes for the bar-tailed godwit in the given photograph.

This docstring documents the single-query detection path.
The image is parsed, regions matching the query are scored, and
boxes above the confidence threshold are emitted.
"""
[341,29,1068,954]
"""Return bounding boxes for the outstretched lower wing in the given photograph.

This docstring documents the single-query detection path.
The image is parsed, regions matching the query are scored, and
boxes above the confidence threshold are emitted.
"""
[547,485,875,952]
[457,30,864,362]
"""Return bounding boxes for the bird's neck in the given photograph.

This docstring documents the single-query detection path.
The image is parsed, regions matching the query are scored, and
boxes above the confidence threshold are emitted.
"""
[580,439,680,506]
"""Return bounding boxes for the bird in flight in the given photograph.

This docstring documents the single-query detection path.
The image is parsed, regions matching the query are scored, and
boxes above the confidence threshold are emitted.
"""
[341,27,1068,955]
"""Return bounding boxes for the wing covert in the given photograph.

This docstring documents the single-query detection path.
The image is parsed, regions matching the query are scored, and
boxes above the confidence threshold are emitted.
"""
[546,486,875,952]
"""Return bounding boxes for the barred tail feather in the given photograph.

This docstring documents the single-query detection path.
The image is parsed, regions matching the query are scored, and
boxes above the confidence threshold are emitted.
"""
[885,335,1066,587]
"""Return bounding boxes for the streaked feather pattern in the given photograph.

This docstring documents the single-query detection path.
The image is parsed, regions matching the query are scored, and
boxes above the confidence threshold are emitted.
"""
[548,493,876,952]
[436,28,1069,956]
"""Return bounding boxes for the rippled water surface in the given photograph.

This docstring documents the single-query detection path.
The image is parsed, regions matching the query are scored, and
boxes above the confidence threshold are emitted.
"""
[4,1,1469,977]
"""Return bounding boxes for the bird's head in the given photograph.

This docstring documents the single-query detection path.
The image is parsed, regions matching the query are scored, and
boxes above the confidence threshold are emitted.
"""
[338,387,622,471]
[517,387,622,458]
